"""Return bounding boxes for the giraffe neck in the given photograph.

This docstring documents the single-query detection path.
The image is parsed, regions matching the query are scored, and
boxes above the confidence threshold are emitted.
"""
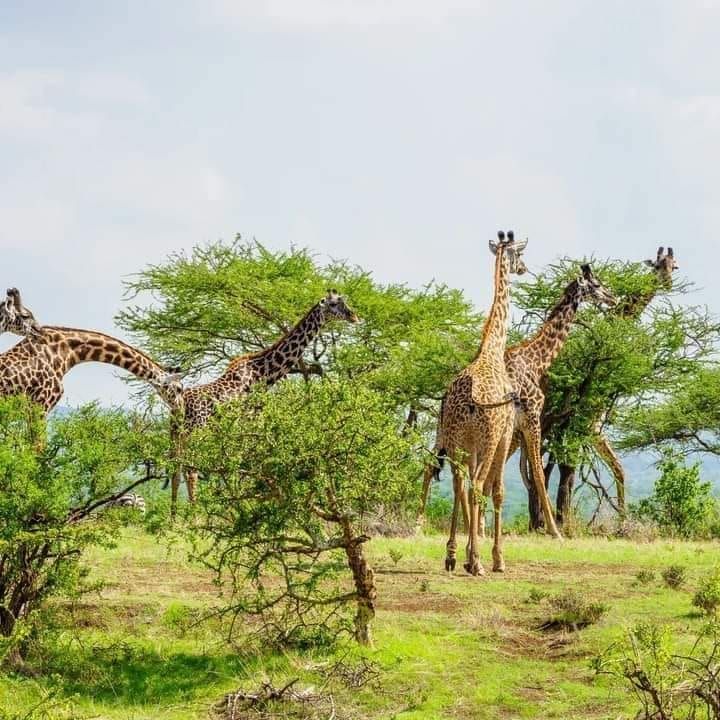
[516,281,584,375]
[476,248,511,361]
[38,327,169,383]
[616,269,672,319]
[226,303,325,384]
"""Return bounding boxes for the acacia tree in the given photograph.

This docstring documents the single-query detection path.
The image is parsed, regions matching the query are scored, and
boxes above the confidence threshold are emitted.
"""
[184,379,420,646]
[118,238,482,424]
[618,366,720,457]
[512,258,718,526]
[0,397,168,667]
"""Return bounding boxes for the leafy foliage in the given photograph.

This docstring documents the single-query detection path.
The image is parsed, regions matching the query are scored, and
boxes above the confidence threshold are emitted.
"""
[513,258,716,471]
[183,378,421,646]
[662,565,688,590]
[0,396,167,660]
[595,621,720,719]
[632,451,716,538]
[694,569,720,617]
[620,366,720,456]
[118,239,482,417]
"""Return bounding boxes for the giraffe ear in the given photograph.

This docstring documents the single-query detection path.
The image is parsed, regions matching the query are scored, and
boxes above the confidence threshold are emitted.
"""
[489,239,499,255]
[644,259,656,268]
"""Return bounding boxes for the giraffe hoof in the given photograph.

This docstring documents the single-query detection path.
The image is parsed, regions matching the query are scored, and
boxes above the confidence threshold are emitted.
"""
[493,563,506,573]
[445,558,456,572]
[463,561,485,577]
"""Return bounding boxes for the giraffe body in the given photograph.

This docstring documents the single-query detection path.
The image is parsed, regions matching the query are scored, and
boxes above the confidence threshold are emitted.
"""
[170,291,358,511]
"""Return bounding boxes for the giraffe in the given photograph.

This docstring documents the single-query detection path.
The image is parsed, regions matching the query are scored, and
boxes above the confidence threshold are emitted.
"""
[436,231,526,576]
[168,290,359,513]
[549,246,679,522]
[0,289,182,413]
[421,264,617,552]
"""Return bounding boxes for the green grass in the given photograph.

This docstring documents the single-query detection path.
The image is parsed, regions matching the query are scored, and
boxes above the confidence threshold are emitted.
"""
[1,528,718,719]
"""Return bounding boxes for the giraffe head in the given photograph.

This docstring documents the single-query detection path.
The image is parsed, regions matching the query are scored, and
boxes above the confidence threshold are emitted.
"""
[151,367,185,410]
[489,230,528,275]
[319,290,360,324]
[0,288,42,337]
[644,247,679,287]
[577,264,617,307]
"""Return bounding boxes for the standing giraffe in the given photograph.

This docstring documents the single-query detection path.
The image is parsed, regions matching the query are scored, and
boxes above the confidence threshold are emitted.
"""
[0,289,182,413]
[549,246,679,521]
[168,290,359,513]
[436,231,526,576]
[421,264,617,550]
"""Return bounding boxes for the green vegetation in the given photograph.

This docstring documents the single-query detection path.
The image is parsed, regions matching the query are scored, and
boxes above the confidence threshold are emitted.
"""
[0,529,718,719]
[693,568,720,616]
[184,380,421,646]
[632,450,716,538]
[662,565,688,590]
[0,397,166,668]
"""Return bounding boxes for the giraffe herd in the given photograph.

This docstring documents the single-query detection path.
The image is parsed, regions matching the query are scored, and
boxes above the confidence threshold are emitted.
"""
[0,238,677,576]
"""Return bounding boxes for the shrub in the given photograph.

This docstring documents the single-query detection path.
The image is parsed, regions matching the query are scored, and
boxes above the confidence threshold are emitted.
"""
[540,590,608,631]
[424,494,453,533]
[595,621,720,719]
[662,565,687,590]
[635,569,656,585]
[693,568,720,616]
[0,397,167,666]
[527,587,550,604]
[632,450,715,538]
[388,548,403,567]
[185,379,421,647]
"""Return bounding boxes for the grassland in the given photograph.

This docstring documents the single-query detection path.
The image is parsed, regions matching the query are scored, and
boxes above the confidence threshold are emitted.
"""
[1,527,717,719]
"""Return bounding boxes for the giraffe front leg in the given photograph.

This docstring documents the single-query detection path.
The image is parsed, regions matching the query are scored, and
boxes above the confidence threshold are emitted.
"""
[491,424,513,572]
[465,453,494,577]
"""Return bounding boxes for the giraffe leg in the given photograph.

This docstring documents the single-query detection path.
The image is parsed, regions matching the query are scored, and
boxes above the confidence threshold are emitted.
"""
[445,461,464,572]
[490,425,513,573]
[464,448,497,577]
[522,419,563,540]
[480,433,520,538]
[186,469,198,504]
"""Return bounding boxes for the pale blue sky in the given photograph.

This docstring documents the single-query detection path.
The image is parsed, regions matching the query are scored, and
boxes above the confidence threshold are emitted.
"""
[2,1,719,405]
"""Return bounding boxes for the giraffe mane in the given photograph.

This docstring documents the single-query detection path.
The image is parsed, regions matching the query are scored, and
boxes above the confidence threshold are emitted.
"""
[226,304,320,370]
[39,326,169,369]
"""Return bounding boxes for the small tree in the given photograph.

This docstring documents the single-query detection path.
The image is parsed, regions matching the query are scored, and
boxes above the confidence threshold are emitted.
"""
[0,396,167,666]
[632,450,715,538]
[184,379,421,647]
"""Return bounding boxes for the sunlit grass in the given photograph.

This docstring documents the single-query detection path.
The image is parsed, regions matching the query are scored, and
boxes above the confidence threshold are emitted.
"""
[0,527,717,718]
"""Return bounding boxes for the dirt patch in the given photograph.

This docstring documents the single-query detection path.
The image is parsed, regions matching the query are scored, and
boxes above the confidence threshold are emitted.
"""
[379,594,463,614]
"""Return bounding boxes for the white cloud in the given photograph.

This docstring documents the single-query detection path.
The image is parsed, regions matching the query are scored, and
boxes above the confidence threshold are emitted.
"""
[210,0,488,28]
[0,69,149,138]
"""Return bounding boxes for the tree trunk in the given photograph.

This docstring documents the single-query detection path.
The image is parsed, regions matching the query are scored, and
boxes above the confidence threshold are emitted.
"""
[555,464,576,525]
[340,518,376,647]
